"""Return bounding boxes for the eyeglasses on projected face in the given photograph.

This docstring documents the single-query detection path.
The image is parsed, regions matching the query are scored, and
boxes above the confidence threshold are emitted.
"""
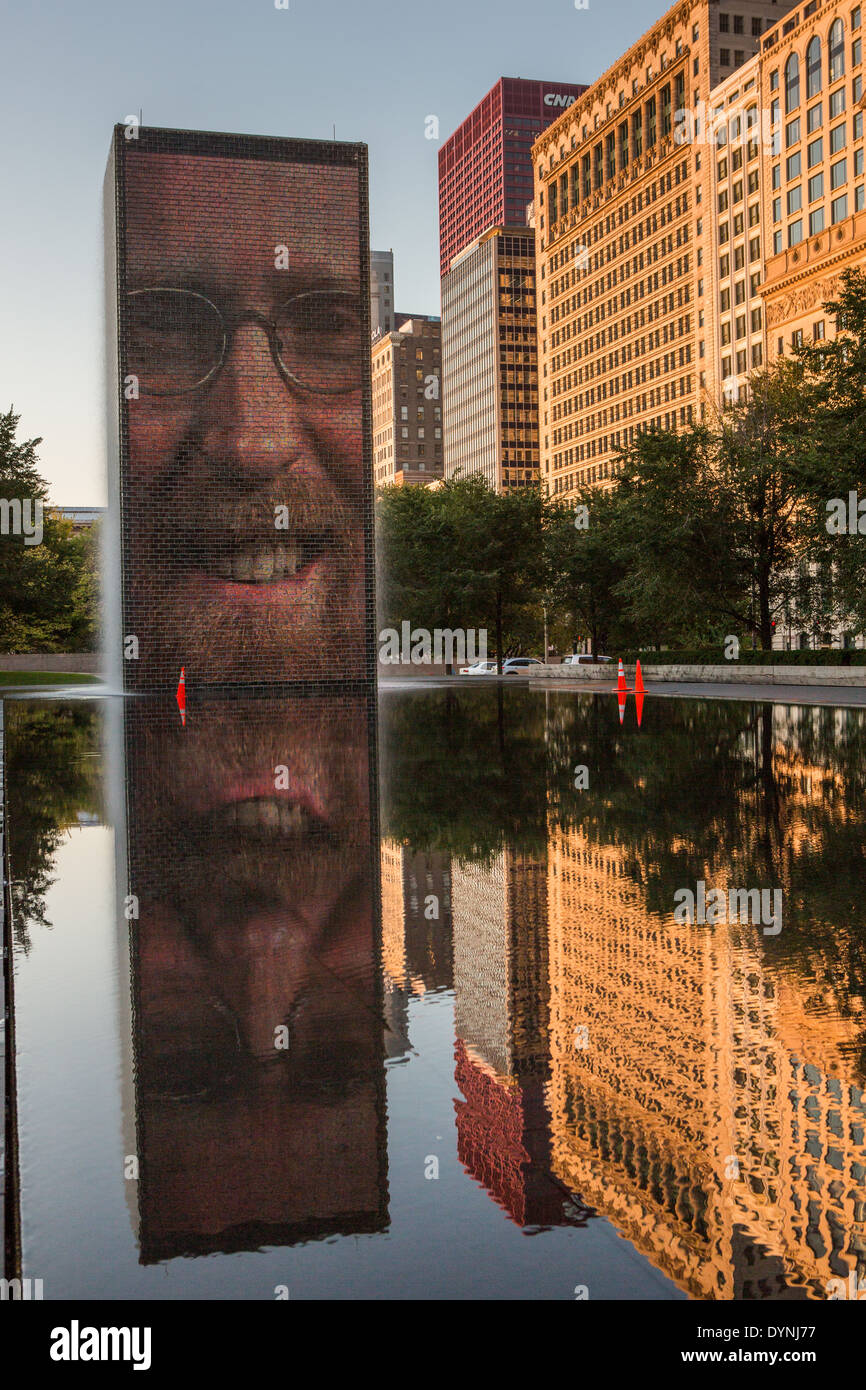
[124,287,364,396]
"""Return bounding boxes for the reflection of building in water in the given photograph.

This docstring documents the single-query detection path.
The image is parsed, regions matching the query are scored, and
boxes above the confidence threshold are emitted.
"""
[451,849,577,1228]
[380,840,453,1058]
[546,820,866,1299]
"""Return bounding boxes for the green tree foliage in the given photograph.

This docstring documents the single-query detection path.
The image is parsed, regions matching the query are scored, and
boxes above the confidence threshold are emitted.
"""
[793,267,866,637]
[377,475,546,670]
[544,487,635,656]
[0,407,98,651]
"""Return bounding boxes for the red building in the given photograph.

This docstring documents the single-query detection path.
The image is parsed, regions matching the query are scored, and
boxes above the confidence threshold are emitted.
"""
[438,76,588,276]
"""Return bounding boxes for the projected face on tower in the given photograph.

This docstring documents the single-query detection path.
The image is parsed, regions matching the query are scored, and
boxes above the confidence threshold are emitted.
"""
[117,138,370,685]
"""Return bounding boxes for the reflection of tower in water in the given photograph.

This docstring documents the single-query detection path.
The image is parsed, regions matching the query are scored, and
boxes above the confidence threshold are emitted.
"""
[123,691,388,1260]
[546,818,866,1299]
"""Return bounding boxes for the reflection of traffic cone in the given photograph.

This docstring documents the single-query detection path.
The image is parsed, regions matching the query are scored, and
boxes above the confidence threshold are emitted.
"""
[635,658,645,695]
[617,657,627,723]
[176,666,186,727]
[635,690,644,727]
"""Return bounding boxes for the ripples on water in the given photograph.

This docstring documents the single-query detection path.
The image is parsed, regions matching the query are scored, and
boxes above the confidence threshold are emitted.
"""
[4,689,866,1299]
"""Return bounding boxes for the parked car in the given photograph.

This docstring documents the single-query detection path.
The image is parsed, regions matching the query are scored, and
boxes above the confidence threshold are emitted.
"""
[562,653,613,665]
[459,659,498,675]
[502,656,544,674]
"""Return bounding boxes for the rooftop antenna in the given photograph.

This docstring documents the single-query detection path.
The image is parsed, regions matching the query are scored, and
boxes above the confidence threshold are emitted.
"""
[333,123,336,140]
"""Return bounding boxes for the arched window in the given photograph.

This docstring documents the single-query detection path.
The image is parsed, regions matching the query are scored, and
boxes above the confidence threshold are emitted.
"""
[785,53,800,112]
[829,19,845,82]
[806,36,822,98]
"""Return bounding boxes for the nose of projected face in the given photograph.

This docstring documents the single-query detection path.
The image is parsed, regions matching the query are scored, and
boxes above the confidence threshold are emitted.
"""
[202,320,311,471]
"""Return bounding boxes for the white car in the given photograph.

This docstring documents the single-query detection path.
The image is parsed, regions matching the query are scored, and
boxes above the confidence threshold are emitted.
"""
[562,653,613,665]
[459,659,498,675]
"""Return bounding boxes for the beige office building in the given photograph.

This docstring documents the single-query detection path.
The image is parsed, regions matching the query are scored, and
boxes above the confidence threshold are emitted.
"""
[532,0,795,495]
[371,316,443,487]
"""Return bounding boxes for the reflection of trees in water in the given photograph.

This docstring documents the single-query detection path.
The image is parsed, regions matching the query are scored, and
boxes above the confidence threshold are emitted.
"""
[5,703,102,952]
[383,688,866,1066]
[379,686,549,865]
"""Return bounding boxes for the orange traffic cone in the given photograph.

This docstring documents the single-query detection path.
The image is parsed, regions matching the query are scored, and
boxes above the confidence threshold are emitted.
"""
[634,658,645,695]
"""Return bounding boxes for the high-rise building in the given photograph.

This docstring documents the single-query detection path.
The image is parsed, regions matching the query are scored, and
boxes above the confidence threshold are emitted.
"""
[371,248,395,339]
[442,226,539,491]
[371,315,443,486]
[708,52,769,407]
[532,0,796,496]
[438,77,588,277]
[760,0,866,360]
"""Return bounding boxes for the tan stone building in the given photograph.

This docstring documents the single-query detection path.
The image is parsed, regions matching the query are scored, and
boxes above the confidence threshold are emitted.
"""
[532,0,795,495]
[760,0,866,356]
[371,315,443,488]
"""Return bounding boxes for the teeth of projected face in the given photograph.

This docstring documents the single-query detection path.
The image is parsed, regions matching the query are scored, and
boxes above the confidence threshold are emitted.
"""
[213,544,304,581]
[225,799,307,834]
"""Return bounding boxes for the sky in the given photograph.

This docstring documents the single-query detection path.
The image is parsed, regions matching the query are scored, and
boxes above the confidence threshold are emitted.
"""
[0,0,659,504]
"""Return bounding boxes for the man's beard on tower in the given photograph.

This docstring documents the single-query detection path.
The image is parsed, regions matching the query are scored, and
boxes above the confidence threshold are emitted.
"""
[128,438,366,678]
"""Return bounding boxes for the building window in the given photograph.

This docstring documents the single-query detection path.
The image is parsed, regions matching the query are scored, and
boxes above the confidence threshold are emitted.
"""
[719,12,729,31]
[808,135,824,167]
[772,163,781,189]
[830,18,846,83]
[808,102,823,133]
[787,151,801,180]
[831,121,847,152]
[751,306,762,331]
[787,185,802,214]
[858,183,866,209]
[785,53,800,112]
[735,314,746,340]
[855,112,864,141]
[749,235,761,260]
[809,171,825,201]
[832,192,849,221]
[809,205,825,233]
[733,14,744,35]
[751,343,763,366]
[774,229,783,253]
[770,69,779,92]
[807,36,822,99]
[720,287,731,311]
[719,220,730,243]
[773,195,782,222]
[788,218,803,245]
[830,86,847,117]
[720,49,730,67]
[752,17,762,37]
[786,117,801,147]
[831,157,848,188]
[813,320,825,340]
[735,279,746,305]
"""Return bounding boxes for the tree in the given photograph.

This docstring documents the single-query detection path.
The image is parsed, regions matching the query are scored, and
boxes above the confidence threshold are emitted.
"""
[544,487,634,657]
[0,407,98,651]
[793,268,866,639]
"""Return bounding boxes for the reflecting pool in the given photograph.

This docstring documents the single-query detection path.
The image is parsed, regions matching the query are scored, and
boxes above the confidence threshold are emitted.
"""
[4,687,866,1299]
